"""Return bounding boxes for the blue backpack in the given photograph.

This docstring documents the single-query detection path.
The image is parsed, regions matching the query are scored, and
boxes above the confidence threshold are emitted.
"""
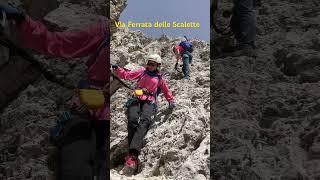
[179,41,193,53]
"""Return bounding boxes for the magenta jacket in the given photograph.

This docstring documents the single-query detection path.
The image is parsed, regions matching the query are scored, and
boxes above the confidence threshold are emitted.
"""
[17,16,110,121]
[115,67,174,103]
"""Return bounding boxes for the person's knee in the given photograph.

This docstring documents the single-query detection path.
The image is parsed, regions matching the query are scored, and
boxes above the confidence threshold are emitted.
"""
[127,107,139,121]
[183,56,189,64]
[128,113,139,130]
[139,119,151,130]
[140,113,153,126]
[128,117,139,127]
[140,111,152,122]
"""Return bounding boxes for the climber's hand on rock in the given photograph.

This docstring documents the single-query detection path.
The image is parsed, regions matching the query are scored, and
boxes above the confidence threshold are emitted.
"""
[0,4,25,23]
[168,101,176,110]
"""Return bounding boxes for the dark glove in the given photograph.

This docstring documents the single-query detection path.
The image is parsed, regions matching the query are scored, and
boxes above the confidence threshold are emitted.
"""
[174,62,178,70]
[0,4,25,23]
[111,64,118,70]
[168,101,176,110]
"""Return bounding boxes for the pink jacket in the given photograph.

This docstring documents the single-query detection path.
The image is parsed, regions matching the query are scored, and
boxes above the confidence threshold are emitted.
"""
[115,67,174,103]
[17,16,110,121]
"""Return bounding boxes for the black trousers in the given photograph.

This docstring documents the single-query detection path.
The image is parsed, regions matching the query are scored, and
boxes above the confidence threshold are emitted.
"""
[127,99,154,156]
[92,120,109,150]
[92,120,109,179]
[57,114,110,180]
[231,0,256,47]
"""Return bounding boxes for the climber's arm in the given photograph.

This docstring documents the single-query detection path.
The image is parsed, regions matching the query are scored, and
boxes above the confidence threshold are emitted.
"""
[159,79,174,102]
[17,15,109,59]
[114,67,145,81]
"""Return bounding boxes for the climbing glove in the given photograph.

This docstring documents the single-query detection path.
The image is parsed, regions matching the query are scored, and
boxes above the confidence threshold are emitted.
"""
[168,101,176,110]
[111,64,118,70]
[0,4,25,24]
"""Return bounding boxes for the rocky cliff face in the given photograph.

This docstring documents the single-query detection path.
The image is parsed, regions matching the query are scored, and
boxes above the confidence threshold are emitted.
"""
[0,0,106,179]
[212,0,320,179]
[110,28,210,180]
[110,1,210,179]
[110,0,127,22]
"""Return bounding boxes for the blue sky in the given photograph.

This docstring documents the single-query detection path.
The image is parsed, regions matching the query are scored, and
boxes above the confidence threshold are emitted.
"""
[119,0,210,41]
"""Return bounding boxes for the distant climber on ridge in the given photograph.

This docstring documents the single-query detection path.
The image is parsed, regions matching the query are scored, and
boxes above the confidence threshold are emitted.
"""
[111,54,175,176]
[173,36,194,79]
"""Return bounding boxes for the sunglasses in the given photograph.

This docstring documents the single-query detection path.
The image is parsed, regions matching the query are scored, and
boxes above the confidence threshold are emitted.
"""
[147,63,158,67]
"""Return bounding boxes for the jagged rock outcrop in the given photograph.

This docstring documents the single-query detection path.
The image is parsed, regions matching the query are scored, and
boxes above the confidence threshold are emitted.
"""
[110,0,127,22]
[211,0,320,179]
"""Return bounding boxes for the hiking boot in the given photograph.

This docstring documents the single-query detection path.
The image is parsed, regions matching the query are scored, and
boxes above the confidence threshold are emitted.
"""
[218,44,257,58]
[119,155,138,176]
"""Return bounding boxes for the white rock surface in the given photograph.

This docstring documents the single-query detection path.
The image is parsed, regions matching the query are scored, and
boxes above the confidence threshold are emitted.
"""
[110,27,210,179]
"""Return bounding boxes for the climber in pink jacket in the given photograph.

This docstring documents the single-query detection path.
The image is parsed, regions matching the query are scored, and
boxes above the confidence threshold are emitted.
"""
[0,3,109,177]
[112,54,175,175]
[114,66,174,103]
[17,15,110,119]
[18,13,109,146]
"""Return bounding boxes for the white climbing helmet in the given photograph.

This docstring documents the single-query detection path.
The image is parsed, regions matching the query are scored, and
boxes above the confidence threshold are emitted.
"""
[146,54,162,64]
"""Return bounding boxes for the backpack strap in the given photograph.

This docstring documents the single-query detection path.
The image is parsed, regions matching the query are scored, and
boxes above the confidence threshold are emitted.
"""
[136,70,162,97]
[135,70,163,113]
[136,70,147,85]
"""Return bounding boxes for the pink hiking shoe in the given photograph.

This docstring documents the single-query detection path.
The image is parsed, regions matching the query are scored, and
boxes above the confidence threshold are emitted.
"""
[119,155,138,176]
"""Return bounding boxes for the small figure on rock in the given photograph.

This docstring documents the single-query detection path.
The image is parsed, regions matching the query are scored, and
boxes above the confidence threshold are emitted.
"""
[173,36,193,79]
[112,54,175,176]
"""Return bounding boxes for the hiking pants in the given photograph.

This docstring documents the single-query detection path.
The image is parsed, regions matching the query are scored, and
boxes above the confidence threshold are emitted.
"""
[127,99,154,154]
[184,51,193,64]
[182,52,191,78]
[92,119,109,179]
[231,0,256,47]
